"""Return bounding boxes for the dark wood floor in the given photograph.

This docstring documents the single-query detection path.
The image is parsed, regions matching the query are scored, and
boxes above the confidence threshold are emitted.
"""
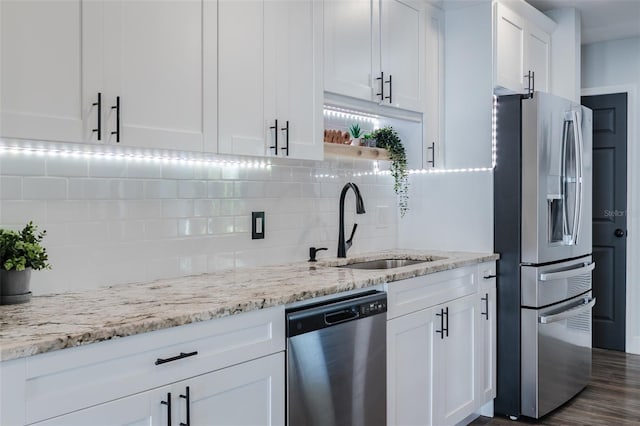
[471,348,640,426]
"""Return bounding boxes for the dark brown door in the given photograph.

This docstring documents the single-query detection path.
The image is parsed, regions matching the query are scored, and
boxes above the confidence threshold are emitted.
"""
[582,93,627,351]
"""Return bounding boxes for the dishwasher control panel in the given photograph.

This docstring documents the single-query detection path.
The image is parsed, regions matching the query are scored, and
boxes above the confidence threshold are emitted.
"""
[359,299,387,317]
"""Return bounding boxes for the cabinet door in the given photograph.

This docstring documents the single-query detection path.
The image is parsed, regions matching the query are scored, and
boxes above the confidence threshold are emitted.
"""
[33,386,171,426]
[434,294,478,425]
[478,285,497,405]
[525,23,550,93]
[379,0,426,112]
[324,0,378,101]
[387,306,437,426]
[218,0,267,156]
[0,0,100,143]
[102,0,210,151]
[494,2,526,93]
[424,4,443,169]
[269,0,322,160]
[176,352,285,426]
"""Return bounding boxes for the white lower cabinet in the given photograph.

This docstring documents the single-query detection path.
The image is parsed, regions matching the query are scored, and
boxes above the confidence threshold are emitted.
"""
[387,262,496,426]
[33,353,284,426]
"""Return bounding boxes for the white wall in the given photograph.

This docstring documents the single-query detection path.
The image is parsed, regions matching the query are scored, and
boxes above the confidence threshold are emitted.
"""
[0,145,399,295]
[398,171,494,253]
[582,36,640,354]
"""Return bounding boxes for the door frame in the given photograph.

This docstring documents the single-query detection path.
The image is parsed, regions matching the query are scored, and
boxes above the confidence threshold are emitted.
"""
[582,84,638,354]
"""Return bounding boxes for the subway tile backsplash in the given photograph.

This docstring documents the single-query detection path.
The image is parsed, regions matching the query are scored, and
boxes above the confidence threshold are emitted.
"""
[0,150,398,295]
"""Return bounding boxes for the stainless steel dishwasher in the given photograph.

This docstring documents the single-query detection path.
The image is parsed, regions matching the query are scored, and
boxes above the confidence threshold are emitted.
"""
[286,290,387,426]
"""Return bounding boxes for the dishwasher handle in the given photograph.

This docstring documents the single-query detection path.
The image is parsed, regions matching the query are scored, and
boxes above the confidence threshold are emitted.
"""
[325,308,359,325]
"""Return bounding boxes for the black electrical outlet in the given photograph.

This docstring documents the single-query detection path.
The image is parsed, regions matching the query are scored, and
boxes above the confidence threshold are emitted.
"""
[252,212,265,239]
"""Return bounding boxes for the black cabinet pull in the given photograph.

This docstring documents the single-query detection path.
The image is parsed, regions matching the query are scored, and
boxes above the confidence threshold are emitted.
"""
[385,74,392,103]
[161,392,172,426]
[427,142,435,167]
[111,96,120,142]
[444,306,449,337]
[180,386,190,426]
[481,293,489,320]
[376,71,385,101]
[524,70,535,98]
[92,92,102,141]
[281,120,289,156]
[155,351,198,365]
[436,308,445,339]
[269,119,278,155]
[483,274,496,279]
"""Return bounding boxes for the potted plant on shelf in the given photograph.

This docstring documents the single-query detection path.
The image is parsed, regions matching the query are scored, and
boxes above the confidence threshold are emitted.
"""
[349,123,363,146]
[0,221,51,304]
[372,126,409,217]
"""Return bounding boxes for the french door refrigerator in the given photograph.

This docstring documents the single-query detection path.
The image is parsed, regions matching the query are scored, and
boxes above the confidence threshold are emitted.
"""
[494,92,595,419]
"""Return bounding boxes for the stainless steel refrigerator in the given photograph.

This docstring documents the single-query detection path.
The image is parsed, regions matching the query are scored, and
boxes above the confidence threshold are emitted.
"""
[494,92,596,419]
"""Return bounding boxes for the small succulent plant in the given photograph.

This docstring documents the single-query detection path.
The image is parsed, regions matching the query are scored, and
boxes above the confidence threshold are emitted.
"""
[349,123,362,139]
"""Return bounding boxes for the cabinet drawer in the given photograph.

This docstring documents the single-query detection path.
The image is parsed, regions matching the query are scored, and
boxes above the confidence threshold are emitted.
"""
[387,265,477,320]
[478,261,497,290]
[23,306,285,424]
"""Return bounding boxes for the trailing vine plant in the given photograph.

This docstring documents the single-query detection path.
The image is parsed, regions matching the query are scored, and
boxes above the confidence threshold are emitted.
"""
[372,126,409,217]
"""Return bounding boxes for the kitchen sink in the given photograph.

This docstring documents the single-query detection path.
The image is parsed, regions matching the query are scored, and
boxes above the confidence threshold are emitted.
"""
[337,257,445,270]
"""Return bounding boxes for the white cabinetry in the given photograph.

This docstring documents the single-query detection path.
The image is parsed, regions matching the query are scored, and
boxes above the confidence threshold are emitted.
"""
[0,0,96,143]
[387,262,497,425]
[218,0,322,160]
[424,3,444,168]
[477,262,498,407]
[0,0,215,151]
[494,1,553,95]
[2,307,285,425]
[324,0,426,112]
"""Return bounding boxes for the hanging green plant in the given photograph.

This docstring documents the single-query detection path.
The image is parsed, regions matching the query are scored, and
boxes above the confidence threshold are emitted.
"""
[372,126,409,217]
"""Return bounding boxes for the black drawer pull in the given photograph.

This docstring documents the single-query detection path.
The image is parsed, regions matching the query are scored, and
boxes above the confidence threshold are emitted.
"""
[483,274,496,279]
[155,351,198,365]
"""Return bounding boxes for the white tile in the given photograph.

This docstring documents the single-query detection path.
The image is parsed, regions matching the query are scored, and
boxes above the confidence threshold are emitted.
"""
[0,200,46,224]
[145,219,178,240]
[207,181,234,198]
[161,163,195,180]
[0,155,46,176]
[0,176,22,200]
[206,252,235,272]
[23,177,67,200]
[178,180,207,199]
[144,180,178,199]
[108,220,146,243]
[110,180,145,199]
[194,199,220,217]
[179,255,207,275]
[122,200,163,220]
[178,217,208,236]
[233,216,250,233]
[46,157,89,177]
[67,221,109,245]
[126,161,163,179]
[208,217,235,234]
[46,200,90,223]
[89,158,127,178]
[162,199,194,218]
[68,179,111,200]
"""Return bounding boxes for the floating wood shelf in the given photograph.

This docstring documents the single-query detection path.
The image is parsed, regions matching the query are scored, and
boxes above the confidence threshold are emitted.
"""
[324,143,390,161]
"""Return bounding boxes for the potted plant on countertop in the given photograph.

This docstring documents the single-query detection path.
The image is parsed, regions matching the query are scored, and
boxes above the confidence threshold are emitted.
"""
[372,126,409,217]
[349,123,363,146]
[0,221,51,304]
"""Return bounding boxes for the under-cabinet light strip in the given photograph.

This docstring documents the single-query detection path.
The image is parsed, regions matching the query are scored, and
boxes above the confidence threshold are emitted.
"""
[0,145,271,169]
[323,106,380,123]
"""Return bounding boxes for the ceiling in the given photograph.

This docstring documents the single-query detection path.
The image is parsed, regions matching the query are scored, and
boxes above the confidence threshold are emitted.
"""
[526,0,640,44]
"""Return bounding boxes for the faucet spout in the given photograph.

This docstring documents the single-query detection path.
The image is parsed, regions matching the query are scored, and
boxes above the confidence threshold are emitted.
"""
[338,183,366,258]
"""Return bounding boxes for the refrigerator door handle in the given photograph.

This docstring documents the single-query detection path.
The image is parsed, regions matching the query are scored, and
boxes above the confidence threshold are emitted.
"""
[539,297,596,324]
[573,110,584,244]
[560,119,571,242]
[539,261,595,281]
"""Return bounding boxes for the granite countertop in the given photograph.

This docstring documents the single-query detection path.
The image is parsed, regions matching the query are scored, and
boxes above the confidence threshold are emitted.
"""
[0,250,498,361]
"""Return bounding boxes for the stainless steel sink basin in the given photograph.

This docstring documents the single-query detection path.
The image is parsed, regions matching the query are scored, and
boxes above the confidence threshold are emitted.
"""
[337,257,444,270]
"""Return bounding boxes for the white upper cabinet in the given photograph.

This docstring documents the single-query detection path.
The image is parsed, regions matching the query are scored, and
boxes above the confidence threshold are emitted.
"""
[1,0,216,151]
[324,0,426,112]
[0,0,99,143]
[219,0,322,160]
[101,0,214,151]
[424,3,443,168]
[494,1,552,95]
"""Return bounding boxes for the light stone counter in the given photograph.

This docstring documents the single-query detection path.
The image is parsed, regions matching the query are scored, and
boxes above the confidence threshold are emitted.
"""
[0,250,498,361]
